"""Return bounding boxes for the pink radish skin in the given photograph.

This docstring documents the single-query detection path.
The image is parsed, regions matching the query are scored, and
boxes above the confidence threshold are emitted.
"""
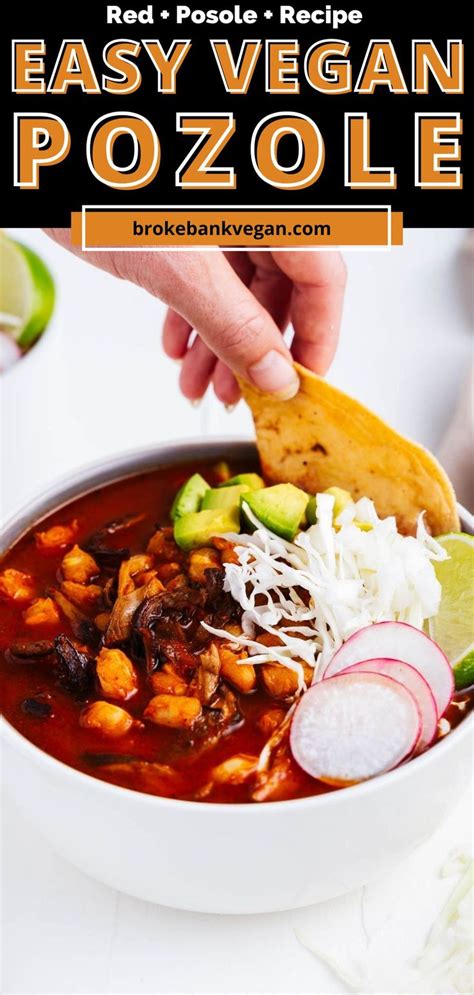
[337,659,437,754]
[290,672,422,785]
[323,622,453,719]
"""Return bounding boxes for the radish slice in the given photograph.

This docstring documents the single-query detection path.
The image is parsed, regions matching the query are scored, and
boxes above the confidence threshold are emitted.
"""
[338,659,437,753]
[322,622,453,719]
[290,672,421,785]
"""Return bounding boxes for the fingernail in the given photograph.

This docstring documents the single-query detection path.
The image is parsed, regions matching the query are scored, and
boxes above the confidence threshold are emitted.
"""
[248,351,299,399]
[225,402,238,414]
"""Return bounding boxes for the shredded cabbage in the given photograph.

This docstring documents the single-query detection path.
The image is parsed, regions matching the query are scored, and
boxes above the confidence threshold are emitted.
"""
[416,857,474,993]
[296,853,473,993]
[203,493,447,685]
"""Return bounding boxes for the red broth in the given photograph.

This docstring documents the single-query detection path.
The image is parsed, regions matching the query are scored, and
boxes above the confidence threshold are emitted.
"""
[0,462,332,803]
[1,462,468,803]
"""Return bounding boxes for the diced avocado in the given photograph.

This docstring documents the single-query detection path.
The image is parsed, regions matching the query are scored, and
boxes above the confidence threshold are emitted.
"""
[243,483,308,541]
[307,488,353,527]
[324,487,353,520]
[202,484,250,511]
[306,495,317,526]
[170,473,209,522]
[174,508,240,551]
[220,473,264,490]
[306,490,371,532]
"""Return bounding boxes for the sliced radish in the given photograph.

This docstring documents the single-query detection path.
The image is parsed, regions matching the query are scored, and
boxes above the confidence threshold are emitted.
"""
[290,672,421,785]
[338,659,437,753]
[323,622,453,719]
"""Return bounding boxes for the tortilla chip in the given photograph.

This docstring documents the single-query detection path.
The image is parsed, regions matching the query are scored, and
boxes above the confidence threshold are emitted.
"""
[240,363,459,536]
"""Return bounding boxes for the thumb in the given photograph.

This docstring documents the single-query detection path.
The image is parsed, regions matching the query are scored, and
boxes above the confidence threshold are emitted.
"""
[160,252,300,399]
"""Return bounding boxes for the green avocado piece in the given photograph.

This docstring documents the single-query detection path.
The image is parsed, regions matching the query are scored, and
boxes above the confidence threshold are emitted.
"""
[306,487,353,527]
[324,486,353,519]
[219,473,265,490]
[306,495,317,526]
[174,508,240,551]
[243,483,309,541]
[170,473,209,522]
[202,484,250,511]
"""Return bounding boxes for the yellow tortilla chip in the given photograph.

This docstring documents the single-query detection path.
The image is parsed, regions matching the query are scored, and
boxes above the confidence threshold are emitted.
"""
[240,363,459,536]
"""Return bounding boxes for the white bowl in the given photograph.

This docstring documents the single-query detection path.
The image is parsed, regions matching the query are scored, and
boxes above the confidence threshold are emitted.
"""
[1,441,473,914]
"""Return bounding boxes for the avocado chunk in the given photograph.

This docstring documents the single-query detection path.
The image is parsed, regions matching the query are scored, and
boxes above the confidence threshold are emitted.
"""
[174,508,240,551]
[306,495,317,526]
[306,487,353,527]
[219,473,264,490]
[325,487,352,520]
[170,473,209,522]
[243,483,309,540]
[202,484,250,511]
[307,489,372,532]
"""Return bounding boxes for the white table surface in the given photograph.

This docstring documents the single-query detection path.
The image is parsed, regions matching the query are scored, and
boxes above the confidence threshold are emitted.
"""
[1,227,472,994]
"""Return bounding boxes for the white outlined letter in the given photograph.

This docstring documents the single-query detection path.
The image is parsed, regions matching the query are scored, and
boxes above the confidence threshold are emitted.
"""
[355,40,408,94]
[415,113,462,189]
[176,112,236,189]
[412,40,464,94]
[12,40,46,93]
[345,113,396,188]
[211,40,262,94]
[14,113,71,188]
[251,112,324,190]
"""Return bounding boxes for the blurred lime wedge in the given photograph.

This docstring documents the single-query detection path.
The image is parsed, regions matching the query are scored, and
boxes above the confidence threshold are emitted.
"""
[430,532,474,690]
[0,233,55,347]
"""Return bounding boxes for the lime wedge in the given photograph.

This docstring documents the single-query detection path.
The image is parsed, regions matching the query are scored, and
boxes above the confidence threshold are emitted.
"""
[430,533,474,690]
[0,233,55,347]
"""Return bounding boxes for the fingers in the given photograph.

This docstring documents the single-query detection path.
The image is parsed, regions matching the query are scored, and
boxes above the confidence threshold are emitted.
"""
[211,252,291,407]
[273,251,347,375]
[224,251,255,286]
[163,251,256,365]
[140,251,298,398]
[179,336,217,401]
[164,253,299,398]
[164,253,256,402]
[213,361,241,406]
[209,253,291,407]
[248,252,292,332]
[210,254,253,406]
[162,308,192,360]
[43,233,345,399]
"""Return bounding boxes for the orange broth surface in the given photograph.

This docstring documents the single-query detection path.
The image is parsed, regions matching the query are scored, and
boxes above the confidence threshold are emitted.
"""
[0,461,332,803]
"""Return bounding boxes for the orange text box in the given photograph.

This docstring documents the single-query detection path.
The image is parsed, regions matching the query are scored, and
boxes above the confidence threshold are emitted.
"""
[71,208,403,249]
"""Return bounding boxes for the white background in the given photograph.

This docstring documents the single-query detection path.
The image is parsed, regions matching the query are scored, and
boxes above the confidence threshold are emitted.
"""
[1,227,472,994]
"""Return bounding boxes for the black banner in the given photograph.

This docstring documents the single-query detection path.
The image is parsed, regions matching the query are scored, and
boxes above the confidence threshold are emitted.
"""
[2,1,471,227]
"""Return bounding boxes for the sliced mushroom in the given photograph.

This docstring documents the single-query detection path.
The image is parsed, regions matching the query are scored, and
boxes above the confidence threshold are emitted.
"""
[197,643,221,704]
[84,513,146,568]
[8,640,55,662]
[54,634,95,699]
[105,576,165,647]
[50,588,99,644]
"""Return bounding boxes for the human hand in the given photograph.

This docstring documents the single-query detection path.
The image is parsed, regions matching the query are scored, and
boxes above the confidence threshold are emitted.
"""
[44,233,346,405]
